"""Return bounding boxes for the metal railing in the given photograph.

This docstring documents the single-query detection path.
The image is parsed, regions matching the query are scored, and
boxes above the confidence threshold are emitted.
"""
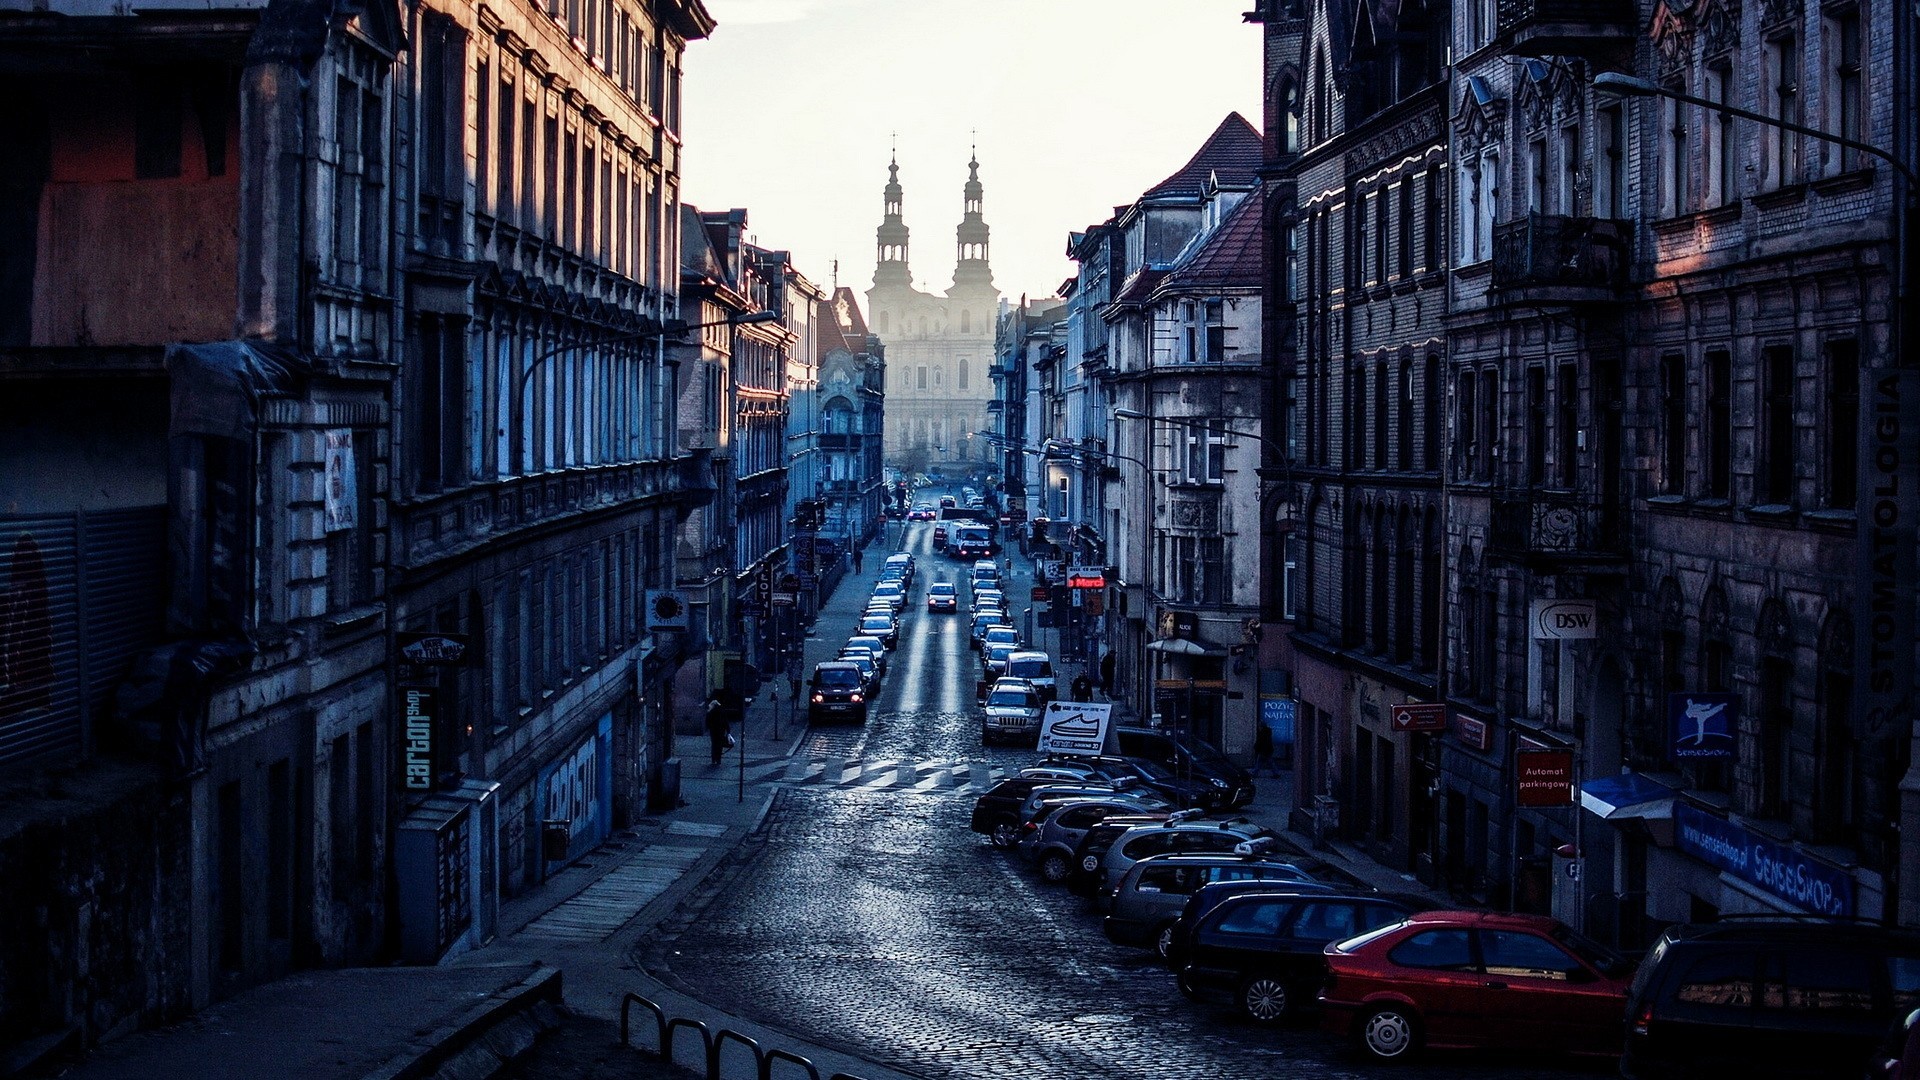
[620,992,870,1080]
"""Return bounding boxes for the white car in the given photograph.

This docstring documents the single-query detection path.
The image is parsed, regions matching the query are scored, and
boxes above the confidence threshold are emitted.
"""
[926,581,959,612]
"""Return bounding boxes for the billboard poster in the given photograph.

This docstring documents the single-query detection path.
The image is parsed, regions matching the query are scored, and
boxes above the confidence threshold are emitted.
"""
[1037,701,1114,757]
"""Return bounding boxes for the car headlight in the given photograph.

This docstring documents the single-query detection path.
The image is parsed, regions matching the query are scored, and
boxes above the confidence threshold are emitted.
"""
[811,694,824,703]
[851,693,864,703]
[1210,777,1229,789]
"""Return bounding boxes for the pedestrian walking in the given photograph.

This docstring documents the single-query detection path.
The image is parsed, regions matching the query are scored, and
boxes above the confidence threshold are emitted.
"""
[1098,651,1116,698]
[1254,720,1277,777]
[705,694,736,765]
[1070,672,1093,703]
[852,546,864,574]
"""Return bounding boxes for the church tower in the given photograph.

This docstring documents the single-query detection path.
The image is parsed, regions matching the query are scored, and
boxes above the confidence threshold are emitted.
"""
[949,149,995,296]
[872,155,912,290]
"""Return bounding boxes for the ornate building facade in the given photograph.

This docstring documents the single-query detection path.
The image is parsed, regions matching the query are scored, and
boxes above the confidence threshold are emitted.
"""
[865,152,999,472]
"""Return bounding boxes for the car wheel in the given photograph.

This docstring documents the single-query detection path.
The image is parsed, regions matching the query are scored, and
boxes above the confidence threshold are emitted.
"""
[1240,975,1291,1022]
[990,820,1020,849]
[1039,852,1072,883]
[1357,1005,1419,1062]
[1154,922,1179,960]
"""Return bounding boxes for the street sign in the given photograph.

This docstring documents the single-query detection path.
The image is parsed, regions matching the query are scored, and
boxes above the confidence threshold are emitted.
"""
[1066,565,1106,588]
[1389,702,1448,732]
[1031,585,1049,601]
[1516,749,1576,807]
[1530,598,1597,639]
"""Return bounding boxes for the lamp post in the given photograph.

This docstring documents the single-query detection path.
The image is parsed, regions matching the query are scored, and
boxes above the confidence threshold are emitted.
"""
[507,309,780,474]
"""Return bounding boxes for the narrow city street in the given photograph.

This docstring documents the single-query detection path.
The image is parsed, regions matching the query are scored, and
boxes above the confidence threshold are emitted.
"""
[637,520,1607,1080]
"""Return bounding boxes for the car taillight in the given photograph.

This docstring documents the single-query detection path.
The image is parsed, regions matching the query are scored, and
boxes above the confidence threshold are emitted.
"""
[1020,822,1038,833]
[1631,1004,1653,1036]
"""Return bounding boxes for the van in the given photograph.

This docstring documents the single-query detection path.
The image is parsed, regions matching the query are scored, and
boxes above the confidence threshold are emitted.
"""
[1622,918,1920,1079]
[807,662,868,724]
[951,524,994,560]
[1004,651,1057,700]
[1114,727,1255,811]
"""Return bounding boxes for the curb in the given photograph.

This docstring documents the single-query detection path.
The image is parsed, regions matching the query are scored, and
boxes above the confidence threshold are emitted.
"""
[357,964,564,1080]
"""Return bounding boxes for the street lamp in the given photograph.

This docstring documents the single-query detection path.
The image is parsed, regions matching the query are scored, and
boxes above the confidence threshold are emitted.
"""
[508,309,780,474]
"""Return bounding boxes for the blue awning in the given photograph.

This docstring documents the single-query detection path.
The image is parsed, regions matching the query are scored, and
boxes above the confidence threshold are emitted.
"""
[1582,773,1677,836]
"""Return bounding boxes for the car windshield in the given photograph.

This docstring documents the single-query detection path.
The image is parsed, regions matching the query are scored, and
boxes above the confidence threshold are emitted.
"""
[874,583,902,595]
[848,637,884,652]
[1008,658,1052,679]
[987,689,1033,707]
[861,617,891,630]
[987,629,1018,643]
[815,668,860,688]
[930,583,956,595]
[1178,736,1236,771]
[988,644,1014,660]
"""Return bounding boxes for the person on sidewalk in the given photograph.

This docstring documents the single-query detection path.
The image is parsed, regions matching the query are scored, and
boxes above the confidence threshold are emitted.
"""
[1254,720,1277,777]
[852,546,864,574]
[705,694,738,765]
[1070,672,1093,703]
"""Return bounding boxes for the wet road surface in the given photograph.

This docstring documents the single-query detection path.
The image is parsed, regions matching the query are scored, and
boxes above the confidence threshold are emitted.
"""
[656,518,1609,1080]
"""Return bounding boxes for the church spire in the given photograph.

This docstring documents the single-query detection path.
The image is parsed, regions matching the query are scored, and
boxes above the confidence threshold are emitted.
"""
[950,145,995,295]
[873,148,911,290]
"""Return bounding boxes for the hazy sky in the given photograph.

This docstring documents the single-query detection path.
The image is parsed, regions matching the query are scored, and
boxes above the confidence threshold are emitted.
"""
[680,0,1265,305]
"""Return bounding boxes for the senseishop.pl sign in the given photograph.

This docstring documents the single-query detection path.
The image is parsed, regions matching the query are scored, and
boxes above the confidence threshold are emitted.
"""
[1675,802,1854,916]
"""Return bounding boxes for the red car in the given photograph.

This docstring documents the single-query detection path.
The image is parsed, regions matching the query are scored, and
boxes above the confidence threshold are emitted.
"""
[1319,910,1633,1064]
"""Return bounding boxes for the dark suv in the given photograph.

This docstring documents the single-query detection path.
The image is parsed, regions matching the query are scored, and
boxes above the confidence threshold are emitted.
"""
[807,661,868,724]
[1177,889,1422,1021]
[1623,918,1920,1079]
[1114,727,1255,810]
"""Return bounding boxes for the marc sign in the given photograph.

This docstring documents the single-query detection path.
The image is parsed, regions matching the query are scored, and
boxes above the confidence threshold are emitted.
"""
[1675,802,1854,916]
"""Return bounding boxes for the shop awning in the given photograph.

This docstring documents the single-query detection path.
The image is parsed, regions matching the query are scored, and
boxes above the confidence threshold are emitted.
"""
[1581,773,1677,843]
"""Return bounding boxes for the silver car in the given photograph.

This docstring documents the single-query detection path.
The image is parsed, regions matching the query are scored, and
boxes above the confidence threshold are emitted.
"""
[1016,799,1173,882]
[980,678,1044,745]
[1093,815,1277,910]
[1102,845,1322,958]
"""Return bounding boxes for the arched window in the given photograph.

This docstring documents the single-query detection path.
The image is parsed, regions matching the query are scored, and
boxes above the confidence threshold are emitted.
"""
[961,309,971,333]
[1282,77,1301,156]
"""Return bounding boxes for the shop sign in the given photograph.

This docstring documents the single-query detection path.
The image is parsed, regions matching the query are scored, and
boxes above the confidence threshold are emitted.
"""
[1452,712,1491,751]
[1530,598,1597,640]
[401,687,437,791]
[398,632,468,666]
[1038,701,1114,756]
[1066,565,1106,588]
[323,429,358,532]
[1516,748,1575,807]
[1857,369,1916,773]
[1675,802,1855,916]
[1390,702,1448,732]
[1669,691,1737,759]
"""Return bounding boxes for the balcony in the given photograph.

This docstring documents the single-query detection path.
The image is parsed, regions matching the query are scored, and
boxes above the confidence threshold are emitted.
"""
[1488,490,1626,570]
[818,432,861,452]
[1490,215,1631,306]
[1496,0,1635,55]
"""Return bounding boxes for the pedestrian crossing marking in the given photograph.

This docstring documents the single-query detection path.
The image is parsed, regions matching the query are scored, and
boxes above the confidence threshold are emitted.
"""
[773,756,1012,793]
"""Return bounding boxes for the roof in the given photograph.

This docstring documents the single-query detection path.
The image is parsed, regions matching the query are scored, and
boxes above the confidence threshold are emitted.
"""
[1108,267,1169,309]
[1142,113,1263,200]
[1161,189,1266,293]
[816,286,872,362]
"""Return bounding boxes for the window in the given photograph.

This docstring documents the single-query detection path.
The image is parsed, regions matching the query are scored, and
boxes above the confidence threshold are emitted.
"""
[1373,192,1388,283]
[1457,370,1477,479]
[1705,350,1732,499]
[1463,159,1482,263]
[1528,137,1548,213]
[918,364,928,390]
[1769,35,1802,187]
[1281,532,1302,620]
[1398,360,1413,469]
[1560,125,1581,216]
[1597,105,1626,218]
[1352,366,1369,469]
[1199,537,1225,604]
[1481,931,1583,979]
[1477,369,1496,480]
[1831,10,1863,172]
[958,358,969,389]
[1557,362,1578,488]
[1424,355,1440,470]
[1424,166,1443,270]
[1291,902,1362,943]
[1214,898,1291,936]
[1758,656,1792,818]
[1282,78,1301,156]
[1664,83,1690,217]
[1527,366,1548,487]
[1388,928,1475,970]
[1284,223,1301,300]
[1479,151,1499,258]
[1676,953,1757,1006]
[1374,361,1389,468]
[1760,345,1795,504]
[133,73,184,179]
[1827,339,1859,507]
[1709,66,1736,206]
[1205,300,1225,361]
[1662,354,1688,494]
[1355,195,1372,287]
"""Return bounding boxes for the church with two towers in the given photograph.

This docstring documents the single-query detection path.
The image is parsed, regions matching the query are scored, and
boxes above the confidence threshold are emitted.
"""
[865,151,1000,470]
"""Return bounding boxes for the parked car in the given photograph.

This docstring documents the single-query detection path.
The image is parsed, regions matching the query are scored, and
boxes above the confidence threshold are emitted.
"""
[970,776,1145,848]
[857,612,898,648]
[972,587,1005,612]
[1065,816,1174,898]
[940,495,957,508]
[1094,814,1276,905]
[870,581,906,611]
[983,642,1017,677]
[1017,800,1173,882]
[1003,651,1057,700]
[971,559,1000,585]
[883,552,914,582]
[1881,1006,1920,1080]
[1014,780,1169,823]
[980,625,1020,658]
[1319,910,1634,1063]
[807,662,868,724]
[1177,890,1422,1020]
[834,649,880,694]
[970,613,1010,644]
[1102,844,1324,957]
[926,581,959,612]
[980,678,1046,745]
[1114,726,1255,811]
[1622,917,1920,1080]
[845,636,889,675]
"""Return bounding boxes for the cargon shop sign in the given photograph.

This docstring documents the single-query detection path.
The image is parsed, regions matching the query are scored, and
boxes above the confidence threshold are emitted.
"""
[1674,802,1854,916]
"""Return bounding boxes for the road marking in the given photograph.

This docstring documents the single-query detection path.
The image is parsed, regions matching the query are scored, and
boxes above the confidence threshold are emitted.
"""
[518,845,706,942]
